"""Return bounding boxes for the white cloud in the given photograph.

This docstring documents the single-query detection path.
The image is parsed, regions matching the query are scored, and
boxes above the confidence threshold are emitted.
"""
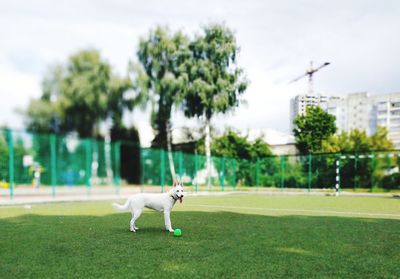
[0,68,41,128]
[0,0,400,137]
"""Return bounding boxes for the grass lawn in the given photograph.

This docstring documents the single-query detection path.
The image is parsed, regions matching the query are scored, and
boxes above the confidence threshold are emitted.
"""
[1,195,399,278]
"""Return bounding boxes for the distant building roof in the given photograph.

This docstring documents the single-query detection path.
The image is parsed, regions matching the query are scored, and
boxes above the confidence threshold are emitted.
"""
[242,128,295,145]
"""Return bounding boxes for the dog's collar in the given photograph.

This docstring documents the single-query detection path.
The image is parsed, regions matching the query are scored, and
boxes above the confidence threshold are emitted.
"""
[170,193,178,201]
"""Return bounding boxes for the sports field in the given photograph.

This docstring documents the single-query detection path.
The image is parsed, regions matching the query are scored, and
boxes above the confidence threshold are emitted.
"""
[1,194,399,278]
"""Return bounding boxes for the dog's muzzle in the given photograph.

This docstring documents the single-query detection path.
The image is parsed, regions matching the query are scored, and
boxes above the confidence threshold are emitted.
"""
[179,195,183,203]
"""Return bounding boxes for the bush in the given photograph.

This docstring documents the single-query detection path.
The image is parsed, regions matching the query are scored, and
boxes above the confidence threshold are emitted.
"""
[381,173,400,190]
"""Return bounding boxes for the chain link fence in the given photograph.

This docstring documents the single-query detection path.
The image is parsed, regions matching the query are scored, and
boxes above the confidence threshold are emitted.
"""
[0,129,120,199]
[1,129,399,200]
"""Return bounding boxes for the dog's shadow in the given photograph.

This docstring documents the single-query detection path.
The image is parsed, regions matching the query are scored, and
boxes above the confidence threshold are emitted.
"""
[130,227,171,234]
[109,226,170,235]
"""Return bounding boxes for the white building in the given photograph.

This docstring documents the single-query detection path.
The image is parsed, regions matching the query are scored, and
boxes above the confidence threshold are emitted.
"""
[290,92,400,148]
[326,92,375,135]
[371,93,400,147]
[244,128,297,155]
[290,94,334,132]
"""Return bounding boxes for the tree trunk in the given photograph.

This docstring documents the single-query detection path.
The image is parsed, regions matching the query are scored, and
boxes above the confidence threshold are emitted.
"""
[104,133,113,186]
[205,118,212,190]
[166,121,176,180]
[91,120,100,185]
[91,141,99,186]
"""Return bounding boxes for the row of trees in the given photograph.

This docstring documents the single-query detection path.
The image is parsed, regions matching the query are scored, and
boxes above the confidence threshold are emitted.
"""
[293,106,394,154]
[22,21,398,189]
[139,130,273,187]
[292,106,399,189]
[199,130,273,185]
[24,24,248,182]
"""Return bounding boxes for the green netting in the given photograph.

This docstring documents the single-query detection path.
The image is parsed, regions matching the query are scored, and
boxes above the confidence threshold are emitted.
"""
[177,152,196,189]
[141,147,162,186]
[0,129,120,192]
[259,156,281,187]
[310,154,337,190]
[0,130,10,185]
[1,128,400,199]
[283,155,307,189]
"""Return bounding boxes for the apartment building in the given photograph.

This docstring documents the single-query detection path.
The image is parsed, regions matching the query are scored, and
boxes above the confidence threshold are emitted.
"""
[290,92,400,148]
[289,94,330,132]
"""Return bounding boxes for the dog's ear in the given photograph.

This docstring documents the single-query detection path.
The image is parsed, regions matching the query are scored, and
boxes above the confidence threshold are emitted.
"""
[173,181,176,187]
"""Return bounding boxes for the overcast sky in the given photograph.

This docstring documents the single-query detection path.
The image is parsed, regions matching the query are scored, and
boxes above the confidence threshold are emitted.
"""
[1,0,400,141]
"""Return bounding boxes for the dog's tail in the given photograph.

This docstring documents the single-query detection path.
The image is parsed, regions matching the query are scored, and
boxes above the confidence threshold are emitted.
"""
[112,199,130,212]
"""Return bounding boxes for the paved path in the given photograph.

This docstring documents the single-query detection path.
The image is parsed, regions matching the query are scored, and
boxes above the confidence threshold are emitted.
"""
[0,186,155,206]
[0,186,396,206]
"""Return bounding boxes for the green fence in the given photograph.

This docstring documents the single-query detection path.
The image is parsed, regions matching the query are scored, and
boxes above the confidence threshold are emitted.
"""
[140,148,239,192]
[1,129,400,199]
[116,147,400,192]
[0,129,121,198]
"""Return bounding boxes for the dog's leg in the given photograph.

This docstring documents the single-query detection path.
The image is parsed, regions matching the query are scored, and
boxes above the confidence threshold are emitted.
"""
[130,209,142,232]
[130,218,135,232]
[164,211,174,232]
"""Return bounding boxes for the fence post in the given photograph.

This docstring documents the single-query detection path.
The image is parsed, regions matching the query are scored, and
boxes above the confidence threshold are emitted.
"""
[281,156,284,191]
[6,129,14,200]
[114,141,121,196]
[233,159,237,189]
[85,139,92,195]
[308,154,312,192]
[179,150,183,178]
[256,158,260,192]
[50,134,57,198]
[370,154,376,192]
[354,154,358,190]
[91,139,98,188]
[160,149,165,193]
[194,153,198,193]
[335,155,341,196]
[221,157,225,192]
[140,148,144,193]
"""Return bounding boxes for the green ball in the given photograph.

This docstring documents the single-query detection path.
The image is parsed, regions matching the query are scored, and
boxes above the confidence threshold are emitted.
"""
[173,228,182,237]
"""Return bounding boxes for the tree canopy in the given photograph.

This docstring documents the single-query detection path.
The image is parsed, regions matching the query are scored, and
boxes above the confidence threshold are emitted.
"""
[181,23,248,121]
[293,106,337,154]
[134,26,190,148]
[198,130,272,160]
[321,126,394,153]
[24,49,133,138]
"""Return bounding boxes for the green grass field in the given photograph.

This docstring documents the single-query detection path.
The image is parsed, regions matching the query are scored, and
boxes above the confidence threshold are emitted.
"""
[1,195,399,278]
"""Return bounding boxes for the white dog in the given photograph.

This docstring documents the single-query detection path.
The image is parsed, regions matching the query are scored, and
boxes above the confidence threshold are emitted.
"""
[112,182,184,232]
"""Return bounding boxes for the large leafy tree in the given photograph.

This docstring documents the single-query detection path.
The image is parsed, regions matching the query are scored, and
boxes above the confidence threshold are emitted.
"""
[24,50,138,183]
[25,49,133,138]
[133,26,190,178]
[24,65,64,134]
[293,106,337,154]
[182,23,248,186]
[107,77,142,184]
[61,50,112,137]
[107,76,134,131]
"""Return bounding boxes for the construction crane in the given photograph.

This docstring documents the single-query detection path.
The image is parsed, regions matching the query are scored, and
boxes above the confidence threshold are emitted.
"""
[290,61,330,95]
